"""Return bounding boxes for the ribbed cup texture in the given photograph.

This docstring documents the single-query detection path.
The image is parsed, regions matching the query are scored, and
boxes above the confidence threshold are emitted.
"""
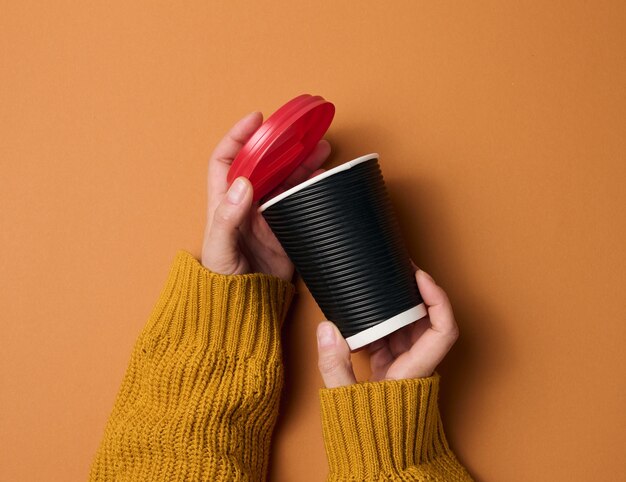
[89,251,294,481]
[319,375,473,481]
[262,157,423,339]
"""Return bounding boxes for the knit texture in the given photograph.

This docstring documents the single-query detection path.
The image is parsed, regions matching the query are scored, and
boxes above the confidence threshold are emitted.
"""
[90,250,471,481]
[89,250,294,481]
[319,375,472,481]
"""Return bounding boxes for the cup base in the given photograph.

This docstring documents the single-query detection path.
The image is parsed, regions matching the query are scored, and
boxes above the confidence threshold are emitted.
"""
[345,303,428,351]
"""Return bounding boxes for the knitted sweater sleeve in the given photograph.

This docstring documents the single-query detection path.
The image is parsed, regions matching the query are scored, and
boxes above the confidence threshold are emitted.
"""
[319,376,473,481]
[89,250,294,481]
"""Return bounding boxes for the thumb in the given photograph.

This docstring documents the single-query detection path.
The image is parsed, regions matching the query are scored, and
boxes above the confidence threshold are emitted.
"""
[317,322,357,388]
[204,177,253,273]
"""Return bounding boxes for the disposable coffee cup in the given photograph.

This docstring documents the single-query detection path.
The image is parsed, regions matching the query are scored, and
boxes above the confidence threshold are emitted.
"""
[228,94,427,350]
[259,153,426,350]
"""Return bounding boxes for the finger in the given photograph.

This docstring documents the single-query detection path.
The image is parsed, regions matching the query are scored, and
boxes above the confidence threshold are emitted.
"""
[387,324,414,357]
[309,168,326,179]
[416,270,458,338]
[386,327,456,380]
[208,112,263,203]
[204,177,253,273]
[409,316,431,344]
[383,271,459,380]
[309,168,325,179]
[279,139,331,191]
[317,321,357,388]
[367,338,395,382]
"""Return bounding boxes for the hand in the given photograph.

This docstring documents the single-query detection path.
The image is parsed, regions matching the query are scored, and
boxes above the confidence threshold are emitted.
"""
[201,111,330,281]
[316,269,459,388]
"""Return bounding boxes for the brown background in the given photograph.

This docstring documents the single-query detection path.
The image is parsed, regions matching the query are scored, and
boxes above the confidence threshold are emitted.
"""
[1,1,625,480]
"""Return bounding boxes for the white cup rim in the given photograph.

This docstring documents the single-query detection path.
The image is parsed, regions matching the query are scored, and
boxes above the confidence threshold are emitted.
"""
[258,153,379,213]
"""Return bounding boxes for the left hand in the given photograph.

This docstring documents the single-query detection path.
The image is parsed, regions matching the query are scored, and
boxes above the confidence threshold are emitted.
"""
[316,268,460,388]
[201,111,330,281]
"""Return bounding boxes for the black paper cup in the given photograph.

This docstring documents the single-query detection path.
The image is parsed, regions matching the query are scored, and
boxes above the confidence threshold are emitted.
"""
[259,153,426,350]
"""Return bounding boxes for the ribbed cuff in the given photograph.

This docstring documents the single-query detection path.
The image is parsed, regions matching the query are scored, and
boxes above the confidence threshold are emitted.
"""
[142,250,295,362]
[320,375,456,479]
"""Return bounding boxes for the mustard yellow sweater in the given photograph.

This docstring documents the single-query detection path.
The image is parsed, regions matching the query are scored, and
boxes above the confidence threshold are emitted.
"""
[89,251,471,481]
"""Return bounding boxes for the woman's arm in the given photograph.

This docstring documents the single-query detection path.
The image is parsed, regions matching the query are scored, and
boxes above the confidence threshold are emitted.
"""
[316,270,473,480]
[89,112,330,481]
[89,251,293,481]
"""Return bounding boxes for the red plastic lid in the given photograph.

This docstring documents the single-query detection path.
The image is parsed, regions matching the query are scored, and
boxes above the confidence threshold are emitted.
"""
[227,94,335,201]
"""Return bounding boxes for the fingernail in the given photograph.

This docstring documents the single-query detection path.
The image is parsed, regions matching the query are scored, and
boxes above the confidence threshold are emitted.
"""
[418,269,434,282]
[227,178,248,204]
[317,323,336,348]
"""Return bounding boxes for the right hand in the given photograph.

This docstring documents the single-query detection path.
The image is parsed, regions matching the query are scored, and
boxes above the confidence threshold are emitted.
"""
[316,269,459,388]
